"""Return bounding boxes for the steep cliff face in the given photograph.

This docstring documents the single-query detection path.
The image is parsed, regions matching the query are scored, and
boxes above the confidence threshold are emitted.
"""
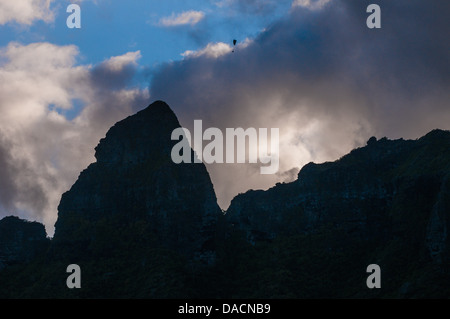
[0,216,49,271]
[227,130,450,264]
[219,130,450,298]
[53,101,221,261]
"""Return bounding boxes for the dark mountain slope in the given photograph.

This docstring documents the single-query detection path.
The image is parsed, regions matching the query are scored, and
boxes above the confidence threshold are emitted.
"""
[0,216,49,271]
[53,100,221,261]
[0,101,223,298]
[224,130,450,297]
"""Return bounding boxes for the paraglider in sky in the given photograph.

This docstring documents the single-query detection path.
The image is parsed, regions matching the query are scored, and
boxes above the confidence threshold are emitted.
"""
[232,39,237,52]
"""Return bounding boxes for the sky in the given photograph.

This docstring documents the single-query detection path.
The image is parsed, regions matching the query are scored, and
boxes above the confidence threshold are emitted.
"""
[0,0,449,236]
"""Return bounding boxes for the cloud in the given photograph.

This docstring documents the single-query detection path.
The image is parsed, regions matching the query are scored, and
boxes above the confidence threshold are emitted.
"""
[158,10,205,27]
[0,42,149,235]
[181,38,254,59]
[291,0,331,10]
[215,0,291,15]
[91,51,142,89]
[181,42,233,59]
[150,0,450,209]
[100,51,142,71]
[0,0,54,25]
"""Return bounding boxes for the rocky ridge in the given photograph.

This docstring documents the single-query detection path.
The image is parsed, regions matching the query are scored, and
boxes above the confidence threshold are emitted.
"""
[0,101,449,298]
[227,130,450,265]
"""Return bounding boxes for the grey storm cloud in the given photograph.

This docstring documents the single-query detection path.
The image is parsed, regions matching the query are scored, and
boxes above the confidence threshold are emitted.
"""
[91,63,138,90]
[0,132,50,216]
[149,0,450,208]
[0,135,20,212]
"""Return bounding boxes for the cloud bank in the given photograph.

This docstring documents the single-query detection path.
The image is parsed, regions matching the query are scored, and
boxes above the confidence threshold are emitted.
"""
[150,0,450,209]
[0,42,149,235]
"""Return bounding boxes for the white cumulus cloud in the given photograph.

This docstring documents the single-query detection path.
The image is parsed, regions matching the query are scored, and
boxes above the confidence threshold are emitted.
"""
[182,42,233,59]
[101,51,142,71]
[181,39,253,59]
[0,0,54,25]
[158,10,205,27]
[292,0,331,10]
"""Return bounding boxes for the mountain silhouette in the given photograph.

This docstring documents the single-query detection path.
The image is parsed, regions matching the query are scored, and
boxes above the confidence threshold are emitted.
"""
[228,130,450,248]
[224,130,450,297]
[0,101,449,298]
[53,100,220,262]
[0,216,49,271]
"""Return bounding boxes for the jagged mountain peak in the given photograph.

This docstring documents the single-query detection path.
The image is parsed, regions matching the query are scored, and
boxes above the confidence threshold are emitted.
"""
[54,100,221,260]
[94,100,181,165]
